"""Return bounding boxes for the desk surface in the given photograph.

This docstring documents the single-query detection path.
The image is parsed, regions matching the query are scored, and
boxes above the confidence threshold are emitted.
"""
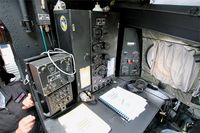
[44,79,165,133]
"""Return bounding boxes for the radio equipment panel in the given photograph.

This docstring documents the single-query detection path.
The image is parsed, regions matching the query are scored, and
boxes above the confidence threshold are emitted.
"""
[90,12,119,92]
[119,28,141,76]
[28,53,75,116]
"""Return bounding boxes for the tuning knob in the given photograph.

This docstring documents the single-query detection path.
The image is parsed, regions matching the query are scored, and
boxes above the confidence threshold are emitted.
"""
[97,66,107,77]
[92,43,102,52]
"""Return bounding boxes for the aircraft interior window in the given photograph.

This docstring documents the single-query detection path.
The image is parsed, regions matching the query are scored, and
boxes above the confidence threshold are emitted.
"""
[0,20,20,86]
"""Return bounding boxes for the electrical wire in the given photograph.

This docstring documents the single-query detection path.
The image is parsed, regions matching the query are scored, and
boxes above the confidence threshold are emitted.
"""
[39,26,48,52]
[41,48,76,76]
[127,78,172,113]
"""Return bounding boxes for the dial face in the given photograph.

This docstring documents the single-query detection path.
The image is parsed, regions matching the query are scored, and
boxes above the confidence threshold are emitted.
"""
[146,45,154,68]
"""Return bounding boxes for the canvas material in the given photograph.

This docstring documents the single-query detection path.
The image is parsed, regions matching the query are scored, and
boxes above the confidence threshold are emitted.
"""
[141,29,200,112]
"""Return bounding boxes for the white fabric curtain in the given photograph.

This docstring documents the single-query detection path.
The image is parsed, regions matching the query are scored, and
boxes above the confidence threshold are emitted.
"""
[148,41,200,92]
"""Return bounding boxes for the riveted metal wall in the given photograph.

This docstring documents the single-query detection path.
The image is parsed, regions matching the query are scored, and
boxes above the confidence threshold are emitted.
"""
[0,0,45,77]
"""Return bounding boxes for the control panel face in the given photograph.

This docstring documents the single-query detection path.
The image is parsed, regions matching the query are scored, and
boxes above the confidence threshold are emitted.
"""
[29,54,74,96]
[47,84,73,115]
[91,12,119,92]
[39,57,74,96]
[120,28,141,76]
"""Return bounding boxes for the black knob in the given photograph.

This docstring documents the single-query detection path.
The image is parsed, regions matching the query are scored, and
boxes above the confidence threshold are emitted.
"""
[93,86,98,91]
[98,68,107,77]
[92,43,102,52]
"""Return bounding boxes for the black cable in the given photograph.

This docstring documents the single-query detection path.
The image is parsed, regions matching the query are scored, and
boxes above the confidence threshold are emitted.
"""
[50,30,57,48]
[46,32,54,49]
[144,83,175,117]
[142,90,164,113]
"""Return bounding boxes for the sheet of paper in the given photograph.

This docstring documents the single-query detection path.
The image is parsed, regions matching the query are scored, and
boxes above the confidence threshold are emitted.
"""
[58,104,111,133]
[79,66,91,89]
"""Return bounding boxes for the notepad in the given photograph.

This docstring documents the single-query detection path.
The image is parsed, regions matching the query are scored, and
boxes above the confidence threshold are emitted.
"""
[99,86,147,121]
[58,104,111,133]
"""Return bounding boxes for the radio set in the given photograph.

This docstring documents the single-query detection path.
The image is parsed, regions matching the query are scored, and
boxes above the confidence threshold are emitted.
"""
[90,12,119,93]
[26,10,141,118]
[54,10,91,95]
[26,53,75,117]
[54,10,120,94]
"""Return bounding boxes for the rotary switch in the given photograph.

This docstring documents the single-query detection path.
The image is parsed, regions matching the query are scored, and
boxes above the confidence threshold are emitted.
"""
[96,65,107,78]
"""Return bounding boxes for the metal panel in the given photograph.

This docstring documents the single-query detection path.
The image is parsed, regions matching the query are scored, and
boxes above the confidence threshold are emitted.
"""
[119,28,141,76]
[90,12,119,92]
[114,4,200,43]
[54,10,91,94]
[0,0,45,76]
